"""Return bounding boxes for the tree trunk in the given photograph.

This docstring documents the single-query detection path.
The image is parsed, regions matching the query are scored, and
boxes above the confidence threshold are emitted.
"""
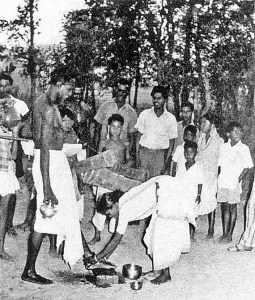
[29,0,36,105]
[133,62,140,110]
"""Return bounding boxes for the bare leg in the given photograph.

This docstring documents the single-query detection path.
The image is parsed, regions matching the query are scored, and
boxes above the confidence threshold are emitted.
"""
[15,195,36,231]
[151,268,171,284]
[81,230,93,257]
[6,194,17,236]
[218,203,230,243]
[0,194,14,261]
[206,210,216,239]
[225,204,237,243]
[21,230,53,284]
[88,227,101,245]
[48,234,58,257]
[190,223,196,242]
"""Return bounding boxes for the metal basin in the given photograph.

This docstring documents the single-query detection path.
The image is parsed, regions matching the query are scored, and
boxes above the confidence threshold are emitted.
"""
[130,281,143,290]
[122,264,142,280]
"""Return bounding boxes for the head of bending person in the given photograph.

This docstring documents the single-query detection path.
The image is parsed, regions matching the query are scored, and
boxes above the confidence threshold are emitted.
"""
[96,190,125,218]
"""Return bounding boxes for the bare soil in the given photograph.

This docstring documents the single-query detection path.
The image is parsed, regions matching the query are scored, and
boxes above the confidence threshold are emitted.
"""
[1,186,255,300]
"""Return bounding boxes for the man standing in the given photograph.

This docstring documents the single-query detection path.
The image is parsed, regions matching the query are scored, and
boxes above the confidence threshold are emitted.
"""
[94,79,137,161]
[135,86,177,178]
[21,77,93,285]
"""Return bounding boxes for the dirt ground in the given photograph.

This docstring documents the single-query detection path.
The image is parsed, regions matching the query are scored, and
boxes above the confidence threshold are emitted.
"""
[1,185,255,300]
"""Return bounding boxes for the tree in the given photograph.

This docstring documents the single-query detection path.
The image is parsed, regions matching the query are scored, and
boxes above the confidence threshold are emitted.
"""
[0,0,40,105]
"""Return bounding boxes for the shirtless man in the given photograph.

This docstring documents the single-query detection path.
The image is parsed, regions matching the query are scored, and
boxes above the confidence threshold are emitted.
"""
[21,78,94,285]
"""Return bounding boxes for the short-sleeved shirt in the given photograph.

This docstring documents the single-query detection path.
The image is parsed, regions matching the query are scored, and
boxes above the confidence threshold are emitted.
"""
[135,107,177,149]
[94,101,137,142]
[10,95,29,117]
[172,143,185,168]
[218,140,253,190]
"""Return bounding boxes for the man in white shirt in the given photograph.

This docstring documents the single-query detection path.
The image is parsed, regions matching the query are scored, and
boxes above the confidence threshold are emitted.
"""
[135,86,177,178]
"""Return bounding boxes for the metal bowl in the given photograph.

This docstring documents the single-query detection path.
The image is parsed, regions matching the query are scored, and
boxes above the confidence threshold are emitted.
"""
[130,281,143,290]
[122,264,142,280]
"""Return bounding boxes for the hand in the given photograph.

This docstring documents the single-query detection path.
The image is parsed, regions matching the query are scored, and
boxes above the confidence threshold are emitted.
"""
[195,195,201,204]
[44,187,58,206]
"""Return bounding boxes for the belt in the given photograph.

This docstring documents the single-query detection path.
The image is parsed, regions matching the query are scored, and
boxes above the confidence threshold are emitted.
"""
[139,146,165,152]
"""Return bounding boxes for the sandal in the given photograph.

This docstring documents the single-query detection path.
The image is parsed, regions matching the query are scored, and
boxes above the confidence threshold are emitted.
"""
[227,245,252,252]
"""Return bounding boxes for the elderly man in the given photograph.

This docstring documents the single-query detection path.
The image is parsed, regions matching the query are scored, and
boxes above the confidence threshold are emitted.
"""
[135,86,177,178]
[21,76,94,285]
[94,79,137,162]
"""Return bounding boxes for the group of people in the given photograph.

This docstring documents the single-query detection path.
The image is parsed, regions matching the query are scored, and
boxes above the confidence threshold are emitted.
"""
[1,72,255,287]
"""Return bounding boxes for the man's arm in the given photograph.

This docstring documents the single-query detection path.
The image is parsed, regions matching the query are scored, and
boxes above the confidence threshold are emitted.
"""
[94,120,102,152]
[135,131,142,168]
[161,138,175,174]
[96,232,123,260]
[40,108,58,206]
[239,168,250,183]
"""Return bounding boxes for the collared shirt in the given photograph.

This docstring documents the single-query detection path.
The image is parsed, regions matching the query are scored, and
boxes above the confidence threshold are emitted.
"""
[218,140,253,190]
[94,101,137,142]
[135,107,177,149]
[0,128,12,172]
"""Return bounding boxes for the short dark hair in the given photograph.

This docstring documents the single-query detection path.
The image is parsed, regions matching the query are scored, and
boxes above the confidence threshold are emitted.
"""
[226,121,242,133]
[184,141,198,151]
[184,125,197,136]
[96,190,124,215]
[0,73,13,86]
[108,113,124,126]
[202,112,218,126]
[59,107,76,121]
[151,86,168,99]
[181,101,194,112]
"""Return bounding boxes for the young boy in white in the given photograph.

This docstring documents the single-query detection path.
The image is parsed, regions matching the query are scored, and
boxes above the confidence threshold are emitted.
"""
[175,141,204,241]
[217,122,253,244]
[172,125,197,176]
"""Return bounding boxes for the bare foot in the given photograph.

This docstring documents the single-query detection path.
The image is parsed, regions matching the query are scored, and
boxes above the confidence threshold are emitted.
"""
[0,251,14,262]
[88,236,101,245]
[205,233,214,240]
[151,273,171,285]
[217,235,227,243]
[21,270,53,285]
[218,235,232,244]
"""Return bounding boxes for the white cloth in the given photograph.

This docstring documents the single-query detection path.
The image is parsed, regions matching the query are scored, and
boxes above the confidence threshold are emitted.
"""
[135,107,177,149]
[33,149,83,266]
[176,161,205,216]
[196,131,223,215]
[21,140,34,156]
[10,95,29,117]
[143,176,196,270]
[218,140,253,190]
[172,143,185,168]
[0,161,19,196]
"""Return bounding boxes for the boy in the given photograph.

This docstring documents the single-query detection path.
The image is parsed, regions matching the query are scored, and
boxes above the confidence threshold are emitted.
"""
[172,125,197,177]
[175,102,196,148]
[89,114,130,245]
[175,141,204,241]
[217,122,253,244]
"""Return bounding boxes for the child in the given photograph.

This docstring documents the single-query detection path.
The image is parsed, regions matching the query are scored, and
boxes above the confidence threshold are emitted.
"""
[196,112,224,239]
[217,122,253,244]
[89,113,130,245]
[172,125,197,176]
[175,141,204,241]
